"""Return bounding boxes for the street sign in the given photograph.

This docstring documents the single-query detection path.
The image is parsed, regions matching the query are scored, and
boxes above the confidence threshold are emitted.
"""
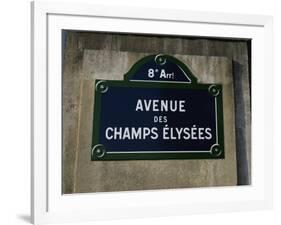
[91,54,224,160]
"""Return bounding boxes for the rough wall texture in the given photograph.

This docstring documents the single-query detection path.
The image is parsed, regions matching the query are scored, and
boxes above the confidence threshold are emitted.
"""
[62,32,251,194]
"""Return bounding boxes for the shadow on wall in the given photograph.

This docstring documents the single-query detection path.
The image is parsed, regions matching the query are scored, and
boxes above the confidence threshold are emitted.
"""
[233,61,250,185]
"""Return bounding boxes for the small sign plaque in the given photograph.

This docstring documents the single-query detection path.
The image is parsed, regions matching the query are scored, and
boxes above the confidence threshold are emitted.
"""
[91,54,224,160]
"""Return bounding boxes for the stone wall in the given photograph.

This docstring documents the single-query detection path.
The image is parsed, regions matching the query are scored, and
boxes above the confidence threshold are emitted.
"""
[62,31,251,194]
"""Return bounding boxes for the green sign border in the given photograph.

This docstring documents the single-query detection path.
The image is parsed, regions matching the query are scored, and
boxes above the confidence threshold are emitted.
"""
[91,80,224,161]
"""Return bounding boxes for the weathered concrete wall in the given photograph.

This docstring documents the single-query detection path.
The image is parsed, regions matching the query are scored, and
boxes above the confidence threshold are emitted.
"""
[62,32,251,194]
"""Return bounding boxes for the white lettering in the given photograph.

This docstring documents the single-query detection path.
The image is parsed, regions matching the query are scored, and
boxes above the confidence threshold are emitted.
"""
[135,99,186,112]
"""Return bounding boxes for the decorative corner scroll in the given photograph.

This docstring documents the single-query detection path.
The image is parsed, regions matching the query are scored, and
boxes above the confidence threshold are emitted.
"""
[208,84,221,97]
[210,144,222,156]
[96,80,108,93]
[92,144,106,159]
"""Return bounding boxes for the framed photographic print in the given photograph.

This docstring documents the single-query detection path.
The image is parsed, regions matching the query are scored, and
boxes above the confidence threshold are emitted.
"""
[31,1,273,224]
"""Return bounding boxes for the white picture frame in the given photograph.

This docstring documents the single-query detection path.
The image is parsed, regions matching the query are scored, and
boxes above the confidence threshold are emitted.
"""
[31,1,273,224]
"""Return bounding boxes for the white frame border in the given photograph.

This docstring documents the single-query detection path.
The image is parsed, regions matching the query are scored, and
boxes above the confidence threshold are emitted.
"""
[31,1,273,224]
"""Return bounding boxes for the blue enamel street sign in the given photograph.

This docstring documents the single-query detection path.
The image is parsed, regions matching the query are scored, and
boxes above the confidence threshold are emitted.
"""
[91,54,224,160]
